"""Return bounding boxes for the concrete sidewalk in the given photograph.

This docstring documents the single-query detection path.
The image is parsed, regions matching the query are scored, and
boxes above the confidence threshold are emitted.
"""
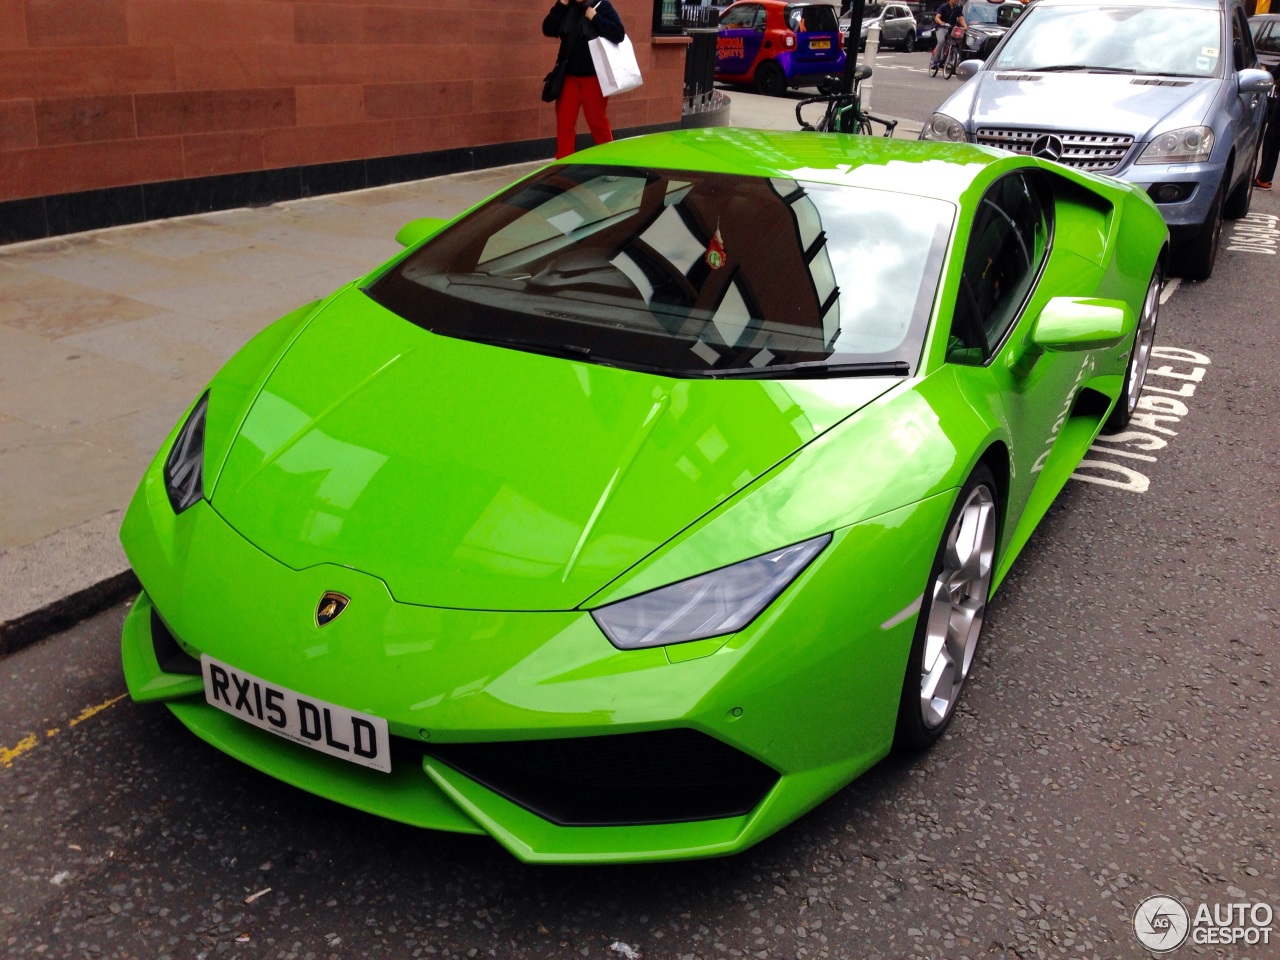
[0,92,921,654]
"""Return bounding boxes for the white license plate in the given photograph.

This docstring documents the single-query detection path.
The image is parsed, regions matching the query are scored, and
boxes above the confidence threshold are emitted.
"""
[201,655,391,773]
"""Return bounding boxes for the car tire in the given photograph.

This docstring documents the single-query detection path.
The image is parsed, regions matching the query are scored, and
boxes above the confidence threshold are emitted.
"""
[1174,179,1224,281]
[1104,262,1162,433]
[1223,157,1256,220]
[903,31,916,52]
[893,464,998,752]
[754,60,786,97]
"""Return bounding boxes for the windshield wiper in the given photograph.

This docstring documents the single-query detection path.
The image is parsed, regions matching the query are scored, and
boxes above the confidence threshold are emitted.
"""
[699,361,910,380]
[1028,64,1139,74]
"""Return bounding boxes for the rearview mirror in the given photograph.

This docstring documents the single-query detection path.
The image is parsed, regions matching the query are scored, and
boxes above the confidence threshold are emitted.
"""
[1031,297,1131,352]
[395,217,449,248]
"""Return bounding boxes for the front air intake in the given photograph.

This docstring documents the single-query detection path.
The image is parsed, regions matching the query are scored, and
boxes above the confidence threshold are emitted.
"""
[429,729,780,827]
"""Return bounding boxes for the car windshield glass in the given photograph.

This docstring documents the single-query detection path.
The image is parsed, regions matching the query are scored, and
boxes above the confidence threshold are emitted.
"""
[788,4,840,31]
[366,165,952,378]
[993,5,1222,76]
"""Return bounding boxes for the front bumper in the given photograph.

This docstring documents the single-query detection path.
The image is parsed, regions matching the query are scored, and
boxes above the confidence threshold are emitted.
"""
[120,461,949,863]
[1118,159,1223,231]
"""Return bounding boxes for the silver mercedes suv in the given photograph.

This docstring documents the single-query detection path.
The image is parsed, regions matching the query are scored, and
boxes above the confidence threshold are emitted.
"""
[922,0,1273,279]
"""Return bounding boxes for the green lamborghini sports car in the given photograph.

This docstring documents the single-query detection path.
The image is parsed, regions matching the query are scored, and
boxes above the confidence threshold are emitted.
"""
[120,129,1166,864]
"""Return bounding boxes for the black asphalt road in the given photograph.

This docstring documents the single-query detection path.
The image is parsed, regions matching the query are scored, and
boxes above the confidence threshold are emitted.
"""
[2,136,1277,960]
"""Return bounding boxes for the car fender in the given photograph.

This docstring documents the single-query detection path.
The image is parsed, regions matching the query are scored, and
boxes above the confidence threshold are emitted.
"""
[585,374,1010,608]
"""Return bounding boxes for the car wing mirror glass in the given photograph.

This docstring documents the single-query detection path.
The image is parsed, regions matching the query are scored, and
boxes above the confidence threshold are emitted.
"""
[956,59,983,79]
[395,217,449,248]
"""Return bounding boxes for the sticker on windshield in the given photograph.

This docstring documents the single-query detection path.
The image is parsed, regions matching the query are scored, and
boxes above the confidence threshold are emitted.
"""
[1201,46,1218,57]
[705,223,727,270]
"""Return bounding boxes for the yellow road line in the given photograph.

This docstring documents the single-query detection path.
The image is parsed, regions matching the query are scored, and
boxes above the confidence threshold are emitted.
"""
[0,734,39,769]
[69,693,127,727]
[1,692,128,769]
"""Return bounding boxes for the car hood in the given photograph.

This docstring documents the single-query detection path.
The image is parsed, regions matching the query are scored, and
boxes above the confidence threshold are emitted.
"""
[210,288,899,611]
[958,72,1217,136]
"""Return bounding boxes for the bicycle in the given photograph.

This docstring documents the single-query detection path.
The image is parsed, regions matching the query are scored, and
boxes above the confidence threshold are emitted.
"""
[930,25,965,79]
[795,67,899,137]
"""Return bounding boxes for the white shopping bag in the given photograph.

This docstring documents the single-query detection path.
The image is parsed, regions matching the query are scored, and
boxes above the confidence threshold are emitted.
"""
[588,35,644,97]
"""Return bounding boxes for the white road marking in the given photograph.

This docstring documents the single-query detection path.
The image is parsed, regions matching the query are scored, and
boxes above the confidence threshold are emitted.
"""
[1159,278,1181,304]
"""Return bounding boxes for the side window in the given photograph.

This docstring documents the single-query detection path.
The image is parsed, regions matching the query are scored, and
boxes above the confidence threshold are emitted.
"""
[753,5,769,29]
[720,5,758,28]
[1261,24,1280,56]
[949,173,1052,364]
[1232,9,1256,70]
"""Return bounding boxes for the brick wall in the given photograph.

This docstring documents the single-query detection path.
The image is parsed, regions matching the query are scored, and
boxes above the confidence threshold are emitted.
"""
[0,0,687,204]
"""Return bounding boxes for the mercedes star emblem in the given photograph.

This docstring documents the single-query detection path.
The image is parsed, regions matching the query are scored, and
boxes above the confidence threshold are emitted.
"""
[1031,134,1065,162]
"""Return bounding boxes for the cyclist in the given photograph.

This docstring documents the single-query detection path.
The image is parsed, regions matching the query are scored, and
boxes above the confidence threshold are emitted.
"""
[930,0,967,70]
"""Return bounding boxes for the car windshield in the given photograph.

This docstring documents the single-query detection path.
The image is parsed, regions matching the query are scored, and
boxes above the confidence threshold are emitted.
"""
[366,165,952,379]
[965,2,1023,27]
[992,4,1222,77]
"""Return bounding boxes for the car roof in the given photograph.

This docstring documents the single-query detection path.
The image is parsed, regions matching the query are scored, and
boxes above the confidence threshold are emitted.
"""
[565,129,1009,202]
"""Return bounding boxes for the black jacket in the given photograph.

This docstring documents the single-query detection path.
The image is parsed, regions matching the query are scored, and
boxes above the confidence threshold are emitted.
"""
[543,1,626,78]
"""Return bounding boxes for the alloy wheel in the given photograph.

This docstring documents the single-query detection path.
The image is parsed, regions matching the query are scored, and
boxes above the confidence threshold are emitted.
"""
[919,484,995,729]
[1124,270,1161,419]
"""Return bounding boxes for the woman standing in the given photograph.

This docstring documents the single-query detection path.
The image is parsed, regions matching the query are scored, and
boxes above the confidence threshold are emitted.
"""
[543,0,627,160]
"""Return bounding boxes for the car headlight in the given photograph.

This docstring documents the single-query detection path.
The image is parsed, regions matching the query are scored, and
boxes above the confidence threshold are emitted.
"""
[591,534,832,650]
[164,392,209,514]
[921,113,967,142]
[1136,126,1214,164]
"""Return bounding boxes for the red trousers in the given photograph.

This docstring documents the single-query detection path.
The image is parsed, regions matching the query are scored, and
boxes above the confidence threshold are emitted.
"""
[555,74,614,159]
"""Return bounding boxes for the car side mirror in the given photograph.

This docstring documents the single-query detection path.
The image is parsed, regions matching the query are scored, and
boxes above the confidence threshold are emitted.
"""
[395,217,449,248]
[1012,297,1131,375]
[1238,68,1275,95]
[956,59,983,79]
[1032,298,1131,352]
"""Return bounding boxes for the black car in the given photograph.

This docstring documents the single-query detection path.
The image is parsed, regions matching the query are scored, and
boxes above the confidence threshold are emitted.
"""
[1250,13,1280,75]
[958,0,1025,60]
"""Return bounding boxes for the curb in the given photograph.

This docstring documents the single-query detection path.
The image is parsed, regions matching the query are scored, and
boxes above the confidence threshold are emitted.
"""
[0,512,135,658]
[0,569,138,658]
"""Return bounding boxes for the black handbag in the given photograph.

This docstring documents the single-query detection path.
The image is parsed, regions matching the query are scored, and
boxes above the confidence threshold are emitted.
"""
[542,60,568,103]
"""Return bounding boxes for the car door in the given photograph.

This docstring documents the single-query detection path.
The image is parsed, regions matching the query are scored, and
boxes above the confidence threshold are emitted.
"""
[1230,4,1268,170]
[717,3,768,77]
[886,5,913,46]
[945,172,1096,514]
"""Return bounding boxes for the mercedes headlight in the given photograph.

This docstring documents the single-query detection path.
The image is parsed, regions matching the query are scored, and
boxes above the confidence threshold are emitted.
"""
[921,113,967,142]
[1137,126,1214,164]
[164,392,209,514]
[591,534,832,650]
